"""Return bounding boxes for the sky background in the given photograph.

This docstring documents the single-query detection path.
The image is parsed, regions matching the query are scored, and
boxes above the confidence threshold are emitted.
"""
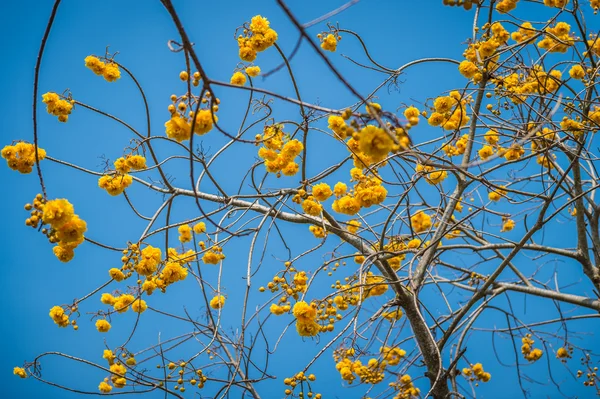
[1,1,599,398]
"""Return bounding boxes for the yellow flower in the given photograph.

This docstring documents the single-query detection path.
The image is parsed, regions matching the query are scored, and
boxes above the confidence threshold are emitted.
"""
[101,293,117,306]
[193,222,207,234]
[42,199,74,228]
[1,142,47,173]
[312,183,332,202]
[98,173,133,196]
[245,66,261,77]
[113,294,135,313]
[411,211,432,233]
[178,224,192,243]
[333,182,347,197]
[165,115,191,142]
[358,125,394,163]
[85,56,105,75]
[109,268,126,282]
[320,34,338,52]
[98,381,112,393]
[51,243,73,263]
[296,319,320,337]
[192,109,217,136]
[126,155,146,170]
[501,218,515,232]
[309,225,326,238]
[103,63,121,82]
[202,250,225,264]
[332,195,361,215]
[292,301,317,323]
[131,299,147,313]
[347,219,361,234]
[96,319,111,333]
[55,215,87,244]
[13,367,27,378]
[230,71,247,86]
[569,64,585,80]
[49,306,69,327]
[458,60,479,78]
[302,197,323,216]
[210,295,226,309]
[478,145,494,160]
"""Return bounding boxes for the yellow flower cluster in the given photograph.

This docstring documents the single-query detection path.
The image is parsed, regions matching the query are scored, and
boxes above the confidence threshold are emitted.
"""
[538,22,576,53]
[230,71,246,86]
[463,363,491,383]
[114,155,146,173]
[496,0,518,13]
[293,301,320,337]
[493,66,562,103]
[442,0,478,10]
[427,91,471,130]
[556,346,572,360]
[202,246,225,264]
[319,33,338,52]
[488,186,507,202]
[95,319,111,332]
[522,334,544,362]
[1,142,46,174]
[282,372,320,398]
[49,305,70,327]
[309,225,327,238]
[358,125,395,164]
[461,22,509,76]
[84,55,121,82]
[333,348,386,385]
[98,173,133,196]
[257,125,303,176]
[544,0,569,7]
[390,374,420,398]
[237,15,278,62]
[327,114,354,140]
[245,66,261,77]
[381,346,406,366]
[13,367,27,379]
[210,295,226,309]
[165,90,219,142]
[501,217,515,232]
[410,211,432,233]
[42,92,73,122]
[40,198,87,263]
[416,164,448,185]
[511,22,536,43]
[178,224,192,243]
[569,64,585,80]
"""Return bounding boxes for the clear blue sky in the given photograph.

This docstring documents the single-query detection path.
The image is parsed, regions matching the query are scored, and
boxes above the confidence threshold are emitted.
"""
[1,1,599,398]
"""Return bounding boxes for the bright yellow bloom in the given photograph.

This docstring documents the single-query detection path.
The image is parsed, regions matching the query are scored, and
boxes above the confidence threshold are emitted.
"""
[13,367,27,378]
[210,295,226,309]
[84,55,105,75]
[320,34,338,52]
[302,197,323,216]
[49,306,69,327]
[165,115,192,142]
[358,125,394,163]
[178,224,192,243]
[245,66,261,77]
[103,63,121,82]
[42,199,74,228]
[193,222,207,234]
[131,299,147,313]
[192,109,217,136]
[230,71,247,86]
[96,319,111,333]
[411,211,432,233]
[312,183,332,202]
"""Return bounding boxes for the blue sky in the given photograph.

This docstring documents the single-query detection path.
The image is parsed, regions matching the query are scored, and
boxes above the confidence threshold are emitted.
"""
[2,1,599,398]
